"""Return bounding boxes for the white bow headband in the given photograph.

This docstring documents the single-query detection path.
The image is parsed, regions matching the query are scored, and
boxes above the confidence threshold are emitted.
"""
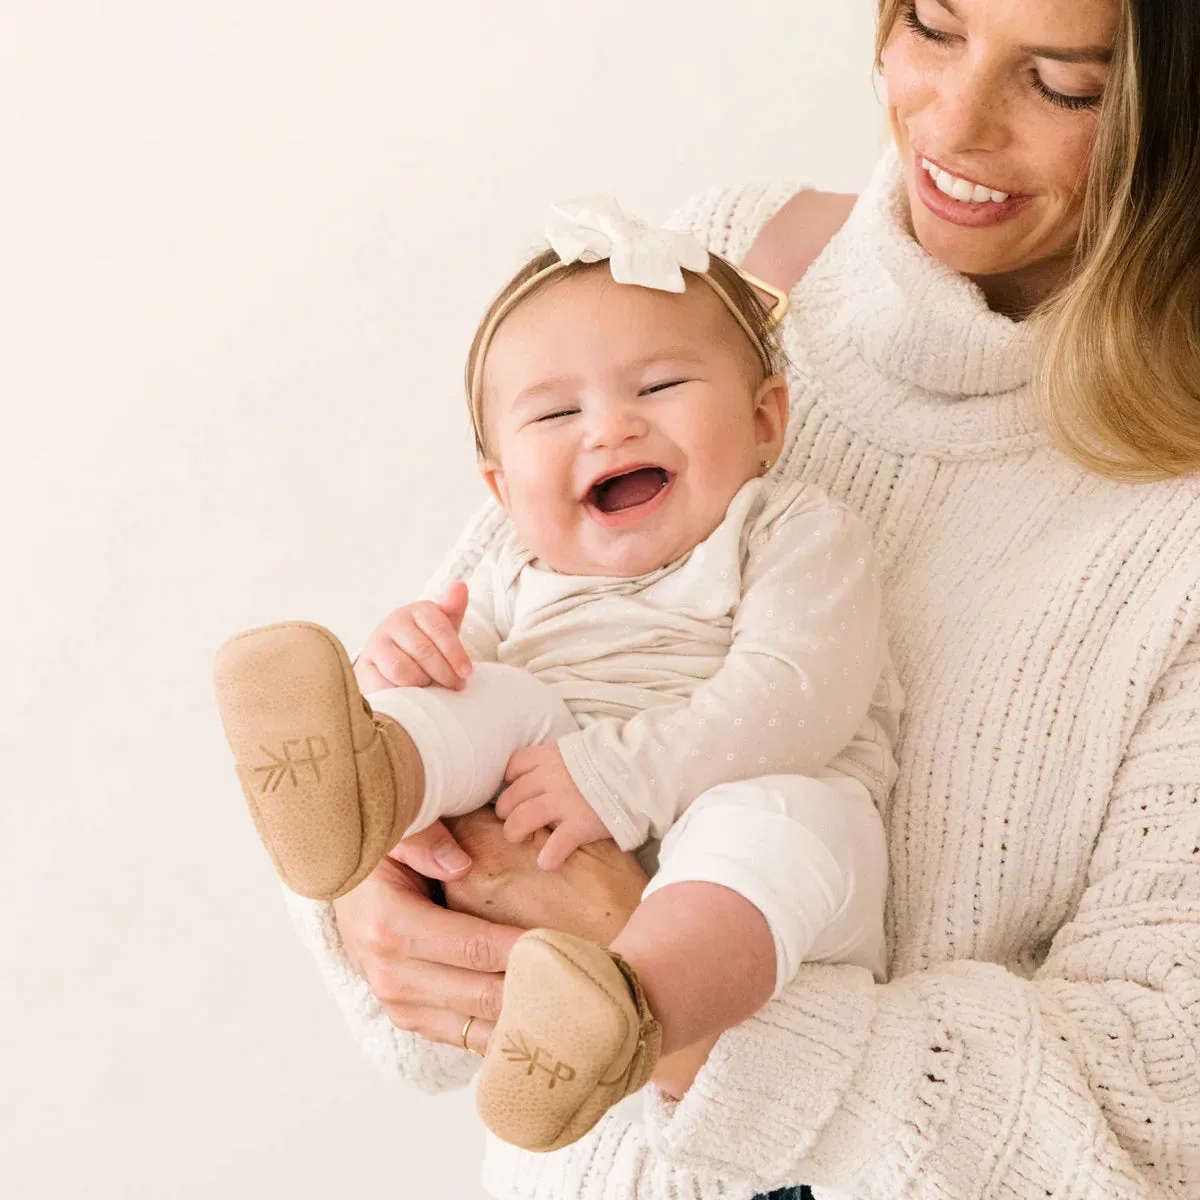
[468,197,788,431]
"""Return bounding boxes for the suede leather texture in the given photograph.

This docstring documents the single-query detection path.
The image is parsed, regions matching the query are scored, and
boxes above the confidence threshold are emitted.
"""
[212,621,422,899]
[476,929,662,1153]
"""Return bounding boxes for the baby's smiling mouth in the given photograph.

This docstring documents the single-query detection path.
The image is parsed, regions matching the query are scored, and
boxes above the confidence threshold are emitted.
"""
[586,466,673,514]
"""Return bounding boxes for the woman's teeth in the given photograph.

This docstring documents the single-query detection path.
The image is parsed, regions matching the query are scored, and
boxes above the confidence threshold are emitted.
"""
[922,158,1010,204]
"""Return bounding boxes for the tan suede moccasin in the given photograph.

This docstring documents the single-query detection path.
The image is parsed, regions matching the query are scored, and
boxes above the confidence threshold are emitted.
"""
[212,621,423,900]
[475,929,662,1153]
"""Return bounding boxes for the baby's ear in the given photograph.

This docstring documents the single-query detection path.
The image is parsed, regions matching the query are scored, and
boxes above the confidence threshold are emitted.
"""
[479,461,510,510]
[752,373,789,461]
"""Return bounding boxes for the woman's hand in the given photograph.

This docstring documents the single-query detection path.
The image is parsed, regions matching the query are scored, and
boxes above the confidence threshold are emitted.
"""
[442,810,718,1099]
[333,809,649,1054]
[332,821,524,1054]
[442,805,649,945]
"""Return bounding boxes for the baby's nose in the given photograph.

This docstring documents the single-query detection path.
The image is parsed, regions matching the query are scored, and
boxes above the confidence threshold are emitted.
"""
[584,400,649,446]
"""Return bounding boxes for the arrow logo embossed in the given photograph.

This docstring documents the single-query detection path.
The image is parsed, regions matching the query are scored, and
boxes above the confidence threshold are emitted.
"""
[252,736,331,792]
[501,1031,576,1088]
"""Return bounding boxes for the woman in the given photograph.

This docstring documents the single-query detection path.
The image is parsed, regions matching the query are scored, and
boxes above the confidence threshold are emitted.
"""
[284,0,1200,1195]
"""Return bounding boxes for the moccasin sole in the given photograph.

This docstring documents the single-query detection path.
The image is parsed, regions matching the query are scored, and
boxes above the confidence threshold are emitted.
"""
[476,929,661,1152]
[212,621,420,899]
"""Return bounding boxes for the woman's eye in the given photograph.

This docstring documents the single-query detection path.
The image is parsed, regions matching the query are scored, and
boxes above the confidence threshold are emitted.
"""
[1033,77,1103,112]
[904,2,1104,112]
[903,3,956,46]
[642,380,684,395]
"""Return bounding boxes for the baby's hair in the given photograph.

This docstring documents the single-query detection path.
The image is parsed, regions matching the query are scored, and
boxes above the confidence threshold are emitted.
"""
[464,248,788,459]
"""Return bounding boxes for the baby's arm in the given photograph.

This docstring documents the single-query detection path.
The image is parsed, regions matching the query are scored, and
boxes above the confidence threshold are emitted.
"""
[558,489,887,850]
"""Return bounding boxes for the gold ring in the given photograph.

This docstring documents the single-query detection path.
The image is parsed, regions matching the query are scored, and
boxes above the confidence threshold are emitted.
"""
[461,1014,477,1053]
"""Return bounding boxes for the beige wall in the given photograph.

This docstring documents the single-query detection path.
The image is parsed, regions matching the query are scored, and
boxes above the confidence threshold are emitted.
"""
[1,3,886,1196]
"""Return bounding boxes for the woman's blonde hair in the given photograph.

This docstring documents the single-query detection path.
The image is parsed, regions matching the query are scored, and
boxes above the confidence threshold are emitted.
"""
[463,249,786,459]
[876,0,1200,481]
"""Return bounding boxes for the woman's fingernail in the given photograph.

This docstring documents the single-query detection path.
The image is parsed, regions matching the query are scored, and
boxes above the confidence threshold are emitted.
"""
[434,844,471,872]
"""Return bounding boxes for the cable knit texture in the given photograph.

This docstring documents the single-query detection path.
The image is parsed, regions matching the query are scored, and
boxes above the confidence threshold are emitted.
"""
[282,148,1200,1198]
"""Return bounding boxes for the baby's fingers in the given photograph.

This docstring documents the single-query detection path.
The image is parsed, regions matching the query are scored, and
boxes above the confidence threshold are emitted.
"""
[536,823,586,871]
[353,656,399,694]
[493,768,544,819]
[501,795,556,844]
[365,641,434,689]
[392,624,463,690]
[409,606,472,689]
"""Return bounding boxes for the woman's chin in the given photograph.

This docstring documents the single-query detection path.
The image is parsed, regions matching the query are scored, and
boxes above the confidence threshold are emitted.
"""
[906,190,1072,287]
[909,210,1011,275]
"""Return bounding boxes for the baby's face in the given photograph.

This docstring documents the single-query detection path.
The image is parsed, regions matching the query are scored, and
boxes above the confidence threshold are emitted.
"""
[479,269,786,577]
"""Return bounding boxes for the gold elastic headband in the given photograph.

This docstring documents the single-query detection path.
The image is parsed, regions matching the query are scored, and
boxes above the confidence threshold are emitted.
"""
[468,260,789,445]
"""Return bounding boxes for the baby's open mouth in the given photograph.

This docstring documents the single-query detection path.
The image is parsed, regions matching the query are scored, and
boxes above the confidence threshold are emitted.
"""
[586,466,672,513]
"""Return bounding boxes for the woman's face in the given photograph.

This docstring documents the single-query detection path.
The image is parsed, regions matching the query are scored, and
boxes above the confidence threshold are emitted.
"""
[882,0,1118,299]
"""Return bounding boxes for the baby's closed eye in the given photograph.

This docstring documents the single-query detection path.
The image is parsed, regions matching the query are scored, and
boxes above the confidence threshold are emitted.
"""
[640,379,686,395]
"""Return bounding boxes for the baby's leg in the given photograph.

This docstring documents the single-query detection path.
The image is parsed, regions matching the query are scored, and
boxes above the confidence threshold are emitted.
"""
[367,662,578,833]
[472,772,886,1152]
[213,620,574,901]
[609,772,888,1055]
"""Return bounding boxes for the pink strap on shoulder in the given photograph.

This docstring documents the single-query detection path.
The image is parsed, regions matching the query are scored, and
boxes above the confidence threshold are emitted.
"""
[740,190,857,297]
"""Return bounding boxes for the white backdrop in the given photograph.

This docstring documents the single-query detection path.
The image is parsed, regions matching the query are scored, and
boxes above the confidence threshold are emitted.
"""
[1,3,887,1196]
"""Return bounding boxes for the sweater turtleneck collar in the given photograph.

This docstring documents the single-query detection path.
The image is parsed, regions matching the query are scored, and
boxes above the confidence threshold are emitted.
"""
[852,145,1037,397]
[787,144,1044,459]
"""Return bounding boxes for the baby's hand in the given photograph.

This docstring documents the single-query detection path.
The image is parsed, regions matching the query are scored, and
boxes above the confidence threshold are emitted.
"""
[495,745,612,871]
[353,581,473,693]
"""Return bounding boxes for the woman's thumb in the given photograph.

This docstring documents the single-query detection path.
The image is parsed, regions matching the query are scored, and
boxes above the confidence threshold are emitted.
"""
[440,580,470,631]
[391,820,472,881]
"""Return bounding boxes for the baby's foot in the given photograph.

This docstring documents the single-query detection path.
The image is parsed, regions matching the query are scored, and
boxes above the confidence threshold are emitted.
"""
[212,621,423,899]
[475,929,662,1152]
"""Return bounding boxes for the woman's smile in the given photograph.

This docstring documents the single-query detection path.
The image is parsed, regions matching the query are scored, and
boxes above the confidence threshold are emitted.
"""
[913,147,1035,228]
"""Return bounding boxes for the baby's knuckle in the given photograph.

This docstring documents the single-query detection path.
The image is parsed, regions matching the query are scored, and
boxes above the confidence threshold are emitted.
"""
[372,641,403,670]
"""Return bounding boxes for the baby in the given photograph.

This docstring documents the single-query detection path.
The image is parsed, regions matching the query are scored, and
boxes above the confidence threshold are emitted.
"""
[213,198,900,1154]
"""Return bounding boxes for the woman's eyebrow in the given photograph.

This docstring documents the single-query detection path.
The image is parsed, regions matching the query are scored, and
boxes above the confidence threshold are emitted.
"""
[1023,43,1112,65]
[930,0,1113,64]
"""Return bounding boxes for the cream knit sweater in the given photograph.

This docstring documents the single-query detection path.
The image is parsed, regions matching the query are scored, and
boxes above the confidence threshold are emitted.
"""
[284,148,1200,1199]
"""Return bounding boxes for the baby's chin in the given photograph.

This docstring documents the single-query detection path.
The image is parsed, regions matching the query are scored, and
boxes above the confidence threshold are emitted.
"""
[528,529,682,579]
[536,547,675,579]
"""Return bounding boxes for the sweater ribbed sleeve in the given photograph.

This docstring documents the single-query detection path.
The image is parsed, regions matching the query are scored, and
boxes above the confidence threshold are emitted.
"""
[639,624,1200,1199]
[279,884,482,1094]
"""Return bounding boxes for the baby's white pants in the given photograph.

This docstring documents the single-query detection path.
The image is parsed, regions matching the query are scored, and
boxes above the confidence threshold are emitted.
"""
[367,662,888,996]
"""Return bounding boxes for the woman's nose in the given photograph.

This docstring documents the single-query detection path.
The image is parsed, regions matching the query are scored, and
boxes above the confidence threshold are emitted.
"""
[925,55,1009,156]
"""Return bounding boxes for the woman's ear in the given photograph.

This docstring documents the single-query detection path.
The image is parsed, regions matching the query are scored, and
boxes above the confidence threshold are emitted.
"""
[479,460,510,510]
[752,374,789,467]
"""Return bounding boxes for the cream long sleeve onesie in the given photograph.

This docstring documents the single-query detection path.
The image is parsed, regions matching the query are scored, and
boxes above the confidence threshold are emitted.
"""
[362,475,901,994]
